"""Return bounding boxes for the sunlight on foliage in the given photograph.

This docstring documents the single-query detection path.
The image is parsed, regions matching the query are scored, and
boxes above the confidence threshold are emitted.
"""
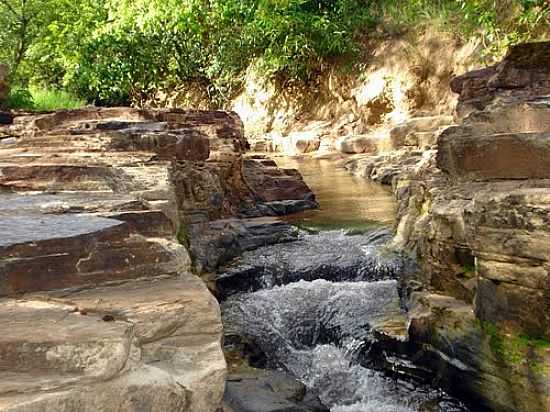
[0,0,548,106]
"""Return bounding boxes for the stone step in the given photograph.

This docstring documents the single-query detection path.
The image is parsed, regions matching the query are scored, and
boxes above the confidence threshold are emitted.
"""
[0,163,172,195]
[242,158,316,203]
[437,131,550,180]
[0,211,186,296]
[0,299,133,394]
[13,129,211,161]
[463,98,550,134]
[0,276,225,411]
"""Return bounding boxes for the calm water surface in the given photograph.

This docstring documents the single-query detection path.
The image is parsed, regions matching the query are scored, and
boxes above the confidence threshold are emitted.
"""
[274,157,395,230]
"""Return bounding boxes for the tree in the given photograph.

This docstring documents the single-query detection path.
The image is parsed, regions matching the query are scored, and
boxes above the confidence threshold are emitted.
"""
[0,0,53,82]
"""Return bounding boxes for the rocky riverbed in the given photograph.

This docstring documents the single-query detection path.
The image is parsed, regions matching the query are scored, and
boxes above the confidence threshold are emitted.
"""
[216,159,472,412]
[1,41,549,412]
[220,41,550,412]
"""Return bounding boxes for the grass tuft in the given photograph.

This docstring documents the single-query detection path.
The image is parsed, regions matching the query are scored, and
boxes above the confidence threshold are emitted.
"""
[6,86,87,111]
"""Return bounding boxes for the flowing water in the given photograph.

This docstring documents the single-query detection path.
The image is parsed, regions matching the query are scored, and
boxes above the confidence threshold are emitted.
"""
[221,158,469,411]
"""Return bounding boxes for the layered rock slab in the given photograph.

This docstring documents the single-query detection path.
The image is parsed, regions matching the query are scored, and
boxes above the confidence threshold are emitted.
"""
[0,106,318,411]
[0,277,224,412]
[0,108,249,411]
[390,44,550,412]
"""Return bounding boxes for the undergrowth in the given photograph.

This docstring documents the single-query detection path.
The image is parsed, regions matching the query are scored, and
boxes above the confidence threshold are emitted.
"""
[6,86,86,111]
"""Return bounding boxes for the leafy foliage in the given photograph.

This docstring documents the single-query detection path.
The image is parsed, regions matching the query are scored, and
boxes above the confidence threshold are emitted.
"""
[0,0,548,106]
[6,88,34,109]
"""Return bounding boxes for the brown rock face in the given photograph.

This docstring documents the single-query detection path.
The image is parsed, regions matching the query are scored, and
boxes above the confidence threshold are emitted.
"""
[451,41,550,118]
[0,106,317,411]
[243,157,315,203]
[390,43,550,412]
[438,130,550,180]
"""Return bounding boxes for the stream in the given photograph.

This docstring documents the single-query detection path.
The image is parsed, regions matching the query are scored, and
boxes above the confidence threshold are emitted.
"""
[220,158,469,412]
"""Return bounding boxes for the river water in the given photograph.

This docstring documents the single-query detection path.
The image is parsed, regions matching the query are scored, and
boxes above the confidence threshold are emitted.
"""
[221,157,469,412]
[274,157,396,230]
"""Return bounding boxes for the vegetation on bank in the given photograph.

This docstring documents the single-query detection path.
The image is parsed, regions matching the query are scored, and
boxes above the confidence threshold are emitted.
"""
[480,320,550,374]
[6,87,86,111]
[0,0,548,109]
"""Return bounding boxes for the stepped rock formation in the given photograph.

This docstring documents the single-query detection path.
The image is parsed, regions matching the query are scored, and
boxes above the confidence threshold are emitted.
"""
[386,42,550,412]
[0,108,316,411]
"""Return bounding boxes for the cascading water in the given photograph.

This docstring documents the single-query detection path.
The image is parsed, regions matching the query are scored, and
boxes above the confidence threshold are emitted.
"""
[220,158,470,411]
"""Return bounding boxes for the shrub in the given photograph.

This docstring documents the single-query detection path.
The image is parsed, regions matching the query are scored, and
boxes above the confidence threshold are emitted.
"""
[0,0,548,106]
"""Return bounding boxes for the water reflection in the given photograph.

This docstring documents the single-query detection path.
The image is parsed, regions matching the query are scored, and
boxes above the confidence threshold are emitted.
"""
[274,157,395,230]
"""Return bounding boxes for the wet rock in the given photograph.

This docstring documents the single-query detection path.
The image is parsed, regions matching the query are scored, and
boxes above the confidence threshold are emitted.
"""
[224,370,328,412]
[216,228,408,299]
[188,217,299,273]
[255,199,319,216]
[222,278,407,357]
[221,276,469,412]
[0,111,12,125]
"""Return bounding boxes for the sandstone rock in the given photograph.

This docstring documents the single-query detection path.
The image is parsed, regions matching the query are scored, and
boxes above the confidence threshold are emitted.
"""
[389,44,550,412]
[451,41,550,118]
[464,189,550,337]
[438,131,550,180]
[408,293,550,412]
[0,277,225,412]
[336,134,378,154]
[0,108,265,411]
[389,116,453,149]
[242,156,316,203]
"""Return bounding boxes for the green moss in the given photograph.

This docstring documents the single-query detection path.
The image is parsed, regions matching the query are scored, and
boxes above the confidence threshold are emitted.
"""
[290,218,383,235]
[461,263,475,277]
[479,320,550,373]
[177,224,190,248]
